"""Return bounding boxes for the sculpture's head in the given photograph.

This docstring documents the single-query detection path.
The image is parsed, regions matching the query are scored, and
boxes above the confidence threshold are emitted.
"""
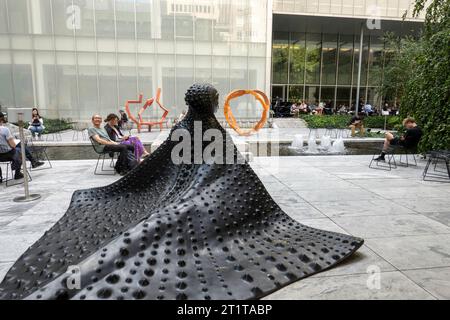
[185,83,219,115]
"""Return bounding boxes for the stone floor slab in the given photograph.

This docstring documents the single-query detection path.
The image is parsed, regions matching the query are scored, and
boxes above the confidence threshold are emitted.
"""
[334,214,450,239]
[366,234,450,270]
[310,199,415,218]
[421,212,450,227]
[403,267,450,300]
[264,271,434,300]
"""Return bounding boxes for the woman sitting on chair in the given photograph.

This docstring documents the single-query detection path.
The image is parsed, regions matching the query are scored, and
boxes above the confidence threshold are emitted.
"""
[104,114,150,161]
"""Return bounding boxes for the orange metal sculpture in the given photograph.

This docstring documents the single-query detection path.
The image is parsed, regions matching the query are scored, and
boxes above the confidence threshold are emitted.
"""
[125,88,169,133]
[224,89,270,136]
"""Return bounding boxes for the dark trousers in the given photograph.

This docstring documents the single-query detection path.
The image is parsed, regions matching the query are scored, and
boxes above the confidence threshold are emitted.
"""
[16,142,35,163]
[104,144,136,173]
[0,149,22,171]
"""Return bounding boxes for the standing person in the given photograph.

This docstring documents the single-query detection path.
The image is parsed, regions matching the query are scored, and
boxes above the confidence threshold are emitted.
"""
[104,113,150,161]
[88,114,138,175]
[28,108,45,139]
[374,117,423,161]
[118,110,129,129]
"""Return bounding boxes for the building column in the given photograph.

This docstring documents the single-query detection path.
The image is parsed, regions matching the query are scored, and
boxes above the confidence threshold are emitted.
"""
[355,23,364,113]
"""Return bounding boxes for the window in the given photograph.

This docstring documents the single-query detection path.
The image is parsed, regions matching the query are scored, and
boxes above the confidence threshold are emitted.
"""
[272,32,289,84]
[136,0,152,39]
[7,0,29,34]
[115,0,136,38]
[368,36,384,86]
[321,34,338,85]
[305,33,321,84]
[336,87,351,108]
[289,32,305,84]
[95,0,115,38]
[337,35,353,85]
[289,85,304,102]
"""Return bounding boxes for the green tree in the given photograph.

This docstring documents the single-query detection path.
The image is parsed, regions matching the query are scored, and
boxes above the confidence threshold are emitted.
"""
[375,32,423,108]
[400,0,450,151]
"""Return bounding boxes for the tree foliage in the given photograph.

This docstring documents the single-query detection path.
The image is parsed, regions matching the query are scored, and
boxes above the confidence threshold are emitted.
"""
[376,32,423,107]
[378,0,449,152]
[400,0,450,152]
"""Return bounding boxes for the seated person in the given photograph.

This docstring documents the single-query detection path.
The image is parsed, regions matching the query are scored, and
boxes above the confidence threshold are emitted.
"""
[28,108,45,139]
[324,101,333,115]
[0,121,23,180]
[0,112,44,176]
[104,113,150,161]
[364,103,374,116]
[316,102,324,115]
[290,102,301,116]
[118,110,128,129]
[299,101,308,114]
[374,117,423,161]
[309,103,318,114]
[348,113,365,137]
[88,114,138,175]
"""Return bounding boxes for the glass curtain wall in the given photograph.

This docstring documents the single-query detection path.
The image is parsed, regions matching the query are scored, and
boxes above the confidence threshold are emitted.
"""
[0,0,270,120]
[272,30,384,110]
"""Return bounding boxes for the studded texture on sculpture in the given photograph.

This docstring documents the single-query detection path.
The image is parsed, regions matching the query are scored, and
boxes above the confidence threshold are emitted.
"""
[0,84,363,300]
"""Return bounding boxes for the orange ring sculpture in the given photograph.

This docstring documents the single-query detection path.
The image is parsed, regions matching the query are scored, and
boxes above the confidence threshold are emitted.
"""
[224,89,270,136]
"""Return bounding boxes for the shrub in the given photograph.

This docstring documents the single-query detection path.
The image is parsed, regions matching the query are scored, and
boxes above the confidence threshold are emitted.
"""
[43,119,73,134]
[299,115,400,130]
[363,116,401,130]
[399,0,450,152]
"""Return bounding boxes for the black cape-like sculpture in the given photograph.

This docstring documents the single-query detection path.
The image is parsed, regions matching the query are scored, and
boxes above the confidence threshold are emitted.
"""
[0,84,363,300]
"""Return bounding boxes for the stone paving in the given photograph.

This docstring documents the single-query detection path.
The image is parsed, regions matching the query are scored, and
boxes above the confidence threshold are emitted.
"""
[1,155,450,299]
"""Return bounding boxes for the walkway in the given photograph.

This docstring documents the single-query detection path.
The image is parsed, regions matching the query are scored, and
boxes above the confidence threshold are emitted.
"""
[1,156,449,299]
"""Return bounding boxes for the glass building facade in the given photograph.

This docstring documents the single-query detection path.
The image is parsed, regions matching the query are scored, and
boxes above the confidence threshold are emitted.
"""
[0,0,423,120]
[273,0,426,19]
[0,0,270,120]
[272,29,385,108]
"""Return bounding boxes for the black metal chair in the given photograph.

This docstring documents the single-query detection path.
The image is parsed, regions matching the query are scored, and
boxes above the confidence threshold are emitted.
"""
[370,143,418,171]
[0,160,32,187]
[90,137,118,175]
[369,150,397,171]
[393,145,418,167]
[72,122,89,141]
[26,137,52,171]
[423,150,450,182]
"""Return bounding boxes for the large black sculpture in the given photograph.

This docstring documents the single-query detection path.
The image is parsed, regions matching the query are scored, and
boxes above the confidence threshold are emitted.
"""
[0,84,363,300]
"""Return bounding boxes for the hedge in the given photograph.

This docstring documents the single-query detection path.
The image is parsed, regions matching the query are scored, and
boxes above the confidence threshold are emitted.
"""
[299,115,401,130]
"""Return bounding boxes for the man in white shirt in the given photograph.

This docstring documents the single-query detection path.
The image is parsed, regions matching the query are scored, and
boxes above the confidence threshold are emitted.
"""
[0,112,23,180]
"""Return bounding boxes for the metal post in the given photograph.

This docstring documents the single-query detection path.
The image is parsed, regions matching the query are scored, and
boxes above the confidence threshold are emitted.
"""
[13,113,41,203]
[355,23,364,114]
